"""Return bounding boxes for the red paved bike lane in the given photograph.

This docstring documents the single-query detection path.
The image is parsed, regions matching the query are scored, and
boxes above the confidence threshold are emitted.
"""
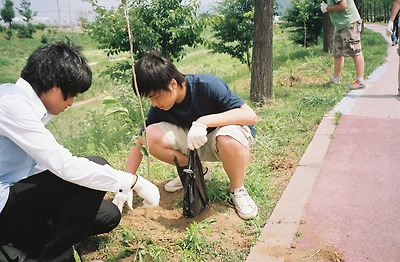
[247,24,400,261]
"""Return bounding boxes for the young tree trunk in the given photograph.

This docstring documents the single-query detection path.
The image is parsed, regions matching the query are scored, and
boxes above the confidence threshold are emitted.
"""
[323,13,334,53]
[250,0,273,103]
[354,0,364,33]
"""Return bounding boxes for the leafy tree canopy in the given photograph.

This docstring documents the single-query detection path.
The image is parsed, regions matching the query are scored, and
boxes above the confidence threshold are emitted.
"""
[210,0,255,69]
[17,0,37,25]
[85,0,205,61]
[283,0,322,46]
[84,0,205,83]
[1,0,15,27]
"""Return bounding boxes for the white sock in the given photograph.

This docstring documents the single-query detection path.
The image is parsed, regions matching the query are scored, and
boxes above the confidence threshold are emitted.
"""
[356,77,364,83]
[332,77,340,84]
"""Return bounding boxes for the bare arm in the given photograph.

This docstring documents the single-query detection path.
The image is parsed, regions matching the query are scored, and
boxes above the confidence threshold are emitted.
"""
[195,103,258,128]
[126,140,144,175]
[326,0,347,12]
[390,0,400,21]
[125,104,257,171]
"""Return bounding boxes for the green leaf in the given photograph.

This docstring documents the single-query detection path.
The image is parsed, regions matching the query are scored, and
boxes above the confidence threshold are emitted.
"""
[101,95,118,104]
[104,107,129,116]
[140,146,149,157]
[127,134,137,147]
[73,246,81,262]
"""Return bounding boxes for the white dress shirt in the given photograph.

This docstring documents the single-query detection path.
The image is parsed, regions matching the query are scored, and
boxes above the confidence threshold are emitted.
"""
[0,78,133,213]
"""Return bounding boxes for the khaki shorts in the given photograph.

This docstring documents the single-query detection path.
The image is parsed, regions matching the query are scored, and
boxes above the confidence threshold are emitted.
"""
[332,20,363,57]
[153,122,255,162]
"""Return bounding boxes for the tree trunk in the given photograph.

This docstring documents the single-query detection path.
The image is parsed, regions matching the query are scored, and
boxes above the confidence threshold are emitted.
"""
[250,0,273,103]
[323,13,334,53]
[354,0,364,34]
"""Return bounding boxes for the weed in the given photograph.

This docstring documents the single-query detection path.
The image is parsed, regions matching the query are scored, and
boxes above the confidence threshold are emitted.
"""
[73,246,81,262]
[296,230,303,237]
[335,111,342,125]
[176,220,216,261]
[206,179,231,203]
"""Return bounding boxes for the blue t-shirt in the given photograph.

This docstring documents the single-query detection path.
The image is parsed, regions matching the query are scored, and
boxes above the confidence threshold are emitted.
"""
[143,74,256,137]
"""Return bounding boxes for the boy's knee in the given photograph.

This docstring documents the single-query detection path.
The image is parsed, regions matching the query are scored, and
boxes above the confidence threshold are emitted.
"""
[145,125,163,141]
[216,135,245,151]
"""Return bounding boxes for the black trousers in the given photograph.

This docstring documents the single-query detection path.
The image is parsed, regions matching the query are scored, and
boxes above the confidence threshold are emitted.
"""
[0,156,121,262]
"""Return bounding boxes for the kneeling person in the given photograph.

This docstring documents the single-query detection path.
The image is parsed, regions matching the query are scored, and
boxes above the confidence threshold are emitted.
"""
[124,54,258,220]
[0,41,159,261]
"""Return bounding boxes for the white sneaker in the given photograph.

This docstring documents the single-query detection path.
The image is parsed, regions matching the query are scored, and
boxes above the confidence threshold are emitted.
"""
[165,168,211,192]
[230,186,258,220]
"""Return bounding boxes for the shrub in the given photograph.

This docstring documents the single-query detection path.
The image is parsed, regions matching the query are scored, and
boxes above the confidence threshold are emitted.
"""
[41,34,49,44]
[17,24,36,38]
[6,29,12,40]
[36,23,46,30]
[283,0,322,46]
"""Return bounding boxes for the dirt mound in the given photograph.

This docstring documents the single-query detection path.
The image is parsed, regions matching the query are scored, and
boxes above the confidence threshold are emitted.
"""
[82,181,254,261]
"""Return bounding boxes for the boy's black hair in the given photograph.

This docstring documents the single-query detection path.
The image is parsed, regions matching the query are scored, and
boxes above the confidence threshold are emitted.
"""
[21,40,92,100]
[134,54,185,97]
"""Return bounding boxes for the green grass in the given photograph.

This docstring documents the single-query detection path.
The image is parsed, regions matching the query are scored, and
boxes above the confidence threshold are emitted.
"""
[0,25,388,261]
[0,30,102,83]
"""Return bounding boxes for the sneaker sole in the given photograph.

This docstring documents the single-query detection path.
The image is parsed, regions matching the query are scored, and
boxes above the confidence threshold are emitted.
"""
[349,85,365,90]
[349,83,366,90]
[236,204,258,220]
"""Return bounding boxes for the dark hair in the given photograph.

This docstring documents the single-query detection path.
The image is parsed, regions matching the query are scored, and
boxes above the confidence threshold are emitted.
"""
[134,54,185,97]
[21,40,92,100]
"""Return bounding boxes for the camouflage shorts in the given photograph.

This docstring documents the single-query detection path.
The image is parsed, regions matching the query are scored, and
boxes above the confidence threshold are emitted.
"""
[332,20,363,57]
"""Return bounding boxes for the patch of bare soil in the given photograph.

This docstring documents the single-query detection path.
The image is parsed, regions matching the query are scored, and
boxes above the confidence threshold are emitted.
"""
[260,245,344,262]
[81,181,254,261]
[280,220,346,262]
[72,96,102,107]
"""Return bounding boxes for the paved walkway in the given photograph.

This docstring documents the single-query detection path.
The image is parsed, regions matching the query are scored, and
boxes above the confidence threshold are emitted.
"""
[247,24,400,261]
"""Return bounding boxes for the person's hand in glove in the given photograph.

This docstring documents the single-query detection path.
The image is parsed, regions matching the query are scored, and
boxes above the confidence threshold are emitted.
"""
[187,121,208,150]
[112,189,133,213]
[132,175,160,208]
[320,1,328,13]
[112,175,160,212]
[387,21,394,37]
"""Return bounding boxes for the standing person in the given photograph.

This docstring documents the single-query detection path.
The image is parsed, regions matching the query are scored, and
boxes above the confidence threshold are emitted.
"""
[387,0,400,95]
[121,54,258,220]
[391,10,400,46]
[0,40,160,262]
[321,0,366,90]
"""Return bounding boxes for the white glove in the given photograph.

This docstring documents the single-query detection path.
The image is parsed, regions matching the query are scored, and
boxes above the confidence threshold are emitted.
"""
[187,122,208,150]
[112,175,159,212]
[131,175,160,208]
[321,2,328,13]
[112,190,133,213]
[387,21,394,37]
